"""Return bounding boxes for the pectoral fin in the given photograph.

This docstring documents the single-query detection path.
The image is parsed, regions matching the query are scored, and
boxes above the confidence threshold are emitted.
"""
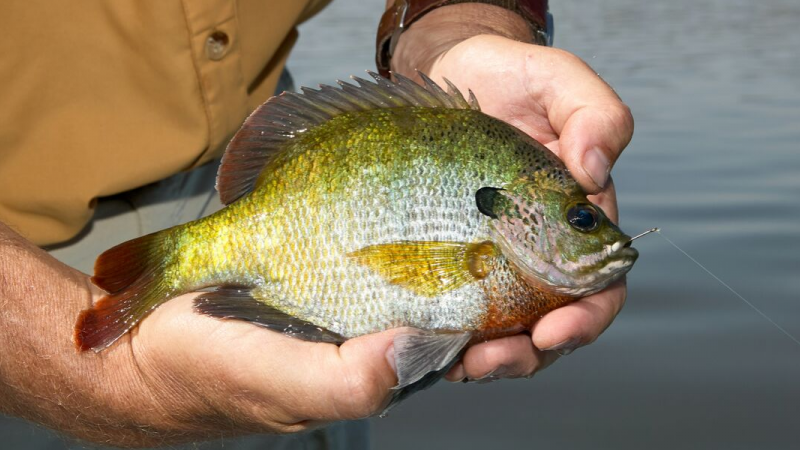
[194,287,346,344]
[348,241,497,297]
[393,330,472,389]
[382,330,472,414]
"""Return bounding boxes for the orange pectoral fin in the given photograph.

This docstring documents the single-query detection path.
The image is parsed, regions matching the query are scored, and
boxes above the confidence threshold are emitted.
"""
[347,240,497,297]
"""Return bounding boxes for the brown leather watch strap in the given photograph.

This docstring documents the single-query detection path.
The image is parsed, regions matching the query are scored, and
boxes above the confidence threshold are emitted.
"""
[376,0,550,77]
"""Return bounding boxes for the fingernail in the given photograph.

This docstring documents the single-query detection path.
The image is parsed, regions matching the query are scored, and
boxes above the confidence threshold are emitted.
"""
[475,375,501,384]
[447,364,466,383]
[385,346,397,374]
[464,366,508,384]
[463,375,501,384]
[542,337,582,356]
[483,366,509,379]
[583,147,610,190]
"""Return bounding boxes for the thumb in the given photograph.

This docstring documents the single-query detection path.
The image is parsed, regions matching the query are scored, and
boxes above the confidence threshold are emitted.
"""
[555,101,634,194]
[280,328,404,422]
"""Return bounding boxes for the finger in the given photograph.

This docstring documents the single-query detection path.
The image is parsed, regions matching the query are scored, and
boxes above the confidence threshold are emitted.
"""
[459,334,557,381]
[539,50,634,193]
[445,361,465,382]
[530,280,628,354]
[558,103,634,194]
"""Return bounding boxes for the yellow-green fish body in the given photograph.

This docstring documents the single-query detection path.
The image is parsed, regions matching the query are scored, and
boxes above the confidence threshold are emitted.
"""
[76,73,638,405]
[171,106,568,339]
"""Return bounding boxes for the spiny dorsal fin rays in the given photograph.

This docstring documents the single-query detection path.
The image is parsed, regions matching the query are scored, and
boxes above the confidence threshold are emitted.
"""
[417,72,457,107]
[370,73,425,107]
[468,89,481,110]
[442,78,469,109]
[216,70,480,205]
[338,77,394,108]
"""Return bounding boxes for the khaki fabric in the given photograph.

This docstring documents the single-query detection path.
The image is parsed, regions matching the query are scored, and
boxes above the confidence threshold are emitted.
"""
[0,0,329,245]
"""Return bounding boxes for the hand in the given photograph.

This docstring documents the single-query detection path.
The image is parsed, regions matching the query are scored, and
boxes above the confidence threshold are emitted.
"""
[0,223,400,446]
[392,7,634,382]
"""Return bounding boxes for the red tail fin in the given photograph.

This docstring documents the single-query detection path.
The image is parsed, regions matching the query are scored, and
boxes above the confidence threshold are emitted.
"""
[75,230,173,351]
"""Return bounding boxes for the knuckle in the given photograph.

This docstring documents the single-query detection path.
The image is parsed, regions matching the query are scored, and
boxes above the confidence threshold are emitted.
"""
[594,103,634,154]
[547,47,581,63]
[606,102,635,145]
[525,47,586,74]
[615,102,635,133]
[272,421,313,435]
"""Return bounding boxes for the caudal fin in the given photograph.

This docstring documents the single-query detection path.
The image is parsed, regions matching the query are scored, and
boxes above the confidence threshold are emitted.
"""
[74,230,174,351]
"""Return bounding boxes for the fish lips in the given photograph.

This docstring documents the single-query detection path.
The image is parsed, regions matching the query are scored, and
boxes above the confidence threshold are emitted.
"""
[596,245,639,286]
[615,245,639,262]
[604,242,639,275]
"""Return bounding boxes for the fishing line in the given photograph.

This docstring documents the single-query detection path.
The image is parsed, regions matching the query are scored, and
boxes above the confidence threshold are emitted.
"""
[655,229,800,347]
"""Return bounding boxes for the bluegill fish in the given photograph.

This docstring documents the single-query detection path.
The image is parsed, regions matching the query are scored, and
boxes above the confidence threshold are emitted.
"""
[75,72,639,404]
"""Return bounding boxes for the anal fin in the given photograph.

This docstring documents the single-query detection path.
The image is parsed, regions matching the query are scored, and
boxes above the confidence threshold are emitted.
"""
[194,287,345,344]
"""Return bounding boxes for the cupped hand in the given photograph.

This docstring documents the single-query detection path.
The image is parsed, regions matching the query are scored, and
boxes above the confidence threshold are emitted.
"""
[131,294,401,435]
[418,35,634,381]
[0,223,400,447]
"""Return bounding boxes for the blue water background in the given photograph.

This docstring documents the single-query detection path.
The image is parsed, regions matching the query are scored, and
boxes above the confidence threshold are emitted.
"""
[289,1,800,448]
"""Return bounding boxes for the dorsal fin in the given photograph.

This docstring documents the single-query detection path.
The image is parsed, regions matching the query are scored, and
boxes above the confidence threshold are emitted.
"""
[216,71,480,205]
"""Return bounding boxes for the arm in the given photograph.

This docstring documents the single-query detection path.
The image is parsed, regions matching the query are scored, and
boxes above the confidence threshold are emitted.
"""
[0,222,399,446]
[385,2,635,380]
[0,222,158,445]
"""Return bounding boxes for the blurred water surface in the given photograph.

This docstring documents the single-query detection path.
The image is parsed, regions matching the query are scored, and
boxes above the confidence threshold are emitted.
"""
[289,1,800,449]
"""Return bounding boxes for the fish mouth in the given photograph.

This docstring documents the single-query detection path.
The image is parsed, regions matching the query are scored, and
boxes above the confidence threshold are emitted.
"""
[492,228,641,297]
[511,240,639,298]
[588,240,639,286]
[600,238,639,275]
[550,239,639,296]
[614,243,639,261]
[600,244,638,279]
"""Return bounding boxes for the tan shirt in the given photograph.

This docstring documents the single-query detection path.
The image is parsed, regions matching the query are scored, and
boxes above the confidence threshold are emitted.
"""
[0,0,329,245]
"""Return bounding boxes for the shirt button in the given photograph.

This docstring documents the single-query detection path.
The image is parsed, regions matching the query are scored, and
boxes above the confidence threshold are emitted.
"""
[205,31,230,61]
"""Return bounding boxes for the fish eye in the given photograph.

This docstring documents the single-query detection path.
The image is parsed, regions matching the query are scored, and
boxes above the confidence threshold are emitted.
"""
[566,203,599,232]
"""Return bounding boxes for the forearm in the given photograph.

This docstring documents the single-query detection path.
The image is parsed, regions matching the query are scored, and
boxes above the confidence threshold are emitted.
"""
[386,2,534,77]
[0,222,170,446]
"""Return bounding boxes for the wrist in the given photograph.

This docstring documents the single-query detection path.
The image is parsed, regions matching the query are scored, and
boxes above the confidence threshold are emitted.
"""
[383,2,547,79]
